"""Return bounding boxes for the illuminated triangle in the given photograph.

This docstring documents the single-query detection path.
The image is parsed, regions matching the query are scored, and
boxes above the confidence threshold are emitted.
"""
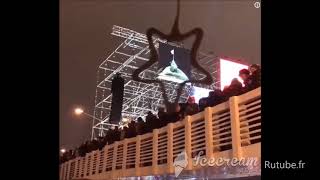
[132,0,213,111]
[158,59,189,83]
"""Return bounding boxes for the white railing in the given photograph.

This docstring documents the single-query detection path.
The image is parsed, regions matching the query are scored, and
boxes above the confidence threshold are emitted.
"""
[60,88,261,180]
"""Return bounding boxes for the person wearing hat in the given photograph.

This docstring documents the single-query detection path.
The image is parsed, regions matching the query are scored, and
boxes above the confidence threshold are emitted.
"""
[184,96,199,116]
[208,89,225,107]
[223,78,243,98]
[239,68,252,93]
[249,64,260,74]
[239,65,261,93]
[249,64,261,89]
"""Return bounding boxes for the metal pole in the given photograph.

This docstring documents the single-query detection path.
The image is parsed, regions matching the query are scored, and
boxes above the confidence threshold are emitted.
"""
[83,112,119,127]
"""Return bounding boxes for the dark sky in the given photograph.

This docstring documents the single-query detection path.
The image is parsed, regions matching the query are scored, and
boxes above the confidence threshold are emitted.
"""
[60,0,260,150]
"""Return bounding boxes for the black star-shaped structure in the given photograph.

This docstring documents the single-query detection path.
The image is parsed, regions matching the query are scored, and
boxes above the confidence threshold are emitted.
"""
[132,0,213,112]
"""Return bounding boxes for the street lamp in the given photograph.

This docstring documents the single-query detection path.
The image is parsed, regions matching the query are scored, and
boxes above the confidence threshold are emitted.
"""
[60,148,66,154]
[74,107,119,139]
[73,107,118,139]
[74,108,84,115]
[73,107,117,127]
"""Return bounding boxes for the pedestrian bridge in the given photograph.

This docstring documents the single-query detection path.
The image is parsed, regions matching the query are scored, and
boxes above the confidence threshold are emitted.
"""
[60,88,261,180]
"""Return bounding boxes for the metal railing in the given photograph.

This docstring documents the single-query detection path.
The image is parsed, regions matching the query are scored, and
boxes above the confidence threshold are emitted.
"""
[60,88,261,180]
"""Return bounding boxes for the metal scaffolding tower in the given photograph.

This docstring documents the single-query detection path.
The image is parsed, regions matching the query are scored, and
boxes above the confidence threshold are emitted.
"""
[91,25,220,139]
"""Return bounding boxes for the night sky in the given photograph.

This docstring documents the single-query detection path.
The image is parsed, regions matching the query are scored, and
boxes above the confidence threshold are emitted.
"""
[60,0,260,150]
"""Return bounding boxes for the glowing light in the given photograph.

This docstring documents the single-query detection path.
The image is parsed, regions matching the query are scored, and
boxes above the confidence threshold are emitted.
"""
[74,108,84,115]
[220,58,248,90]
[122,117,129,123]
[60,148,66,153]
[192,86,211,103]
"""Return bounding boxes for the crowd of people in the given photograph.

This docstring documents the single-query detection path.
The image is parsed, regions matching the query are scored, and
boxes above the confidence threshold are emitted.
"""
[60,64,260,164]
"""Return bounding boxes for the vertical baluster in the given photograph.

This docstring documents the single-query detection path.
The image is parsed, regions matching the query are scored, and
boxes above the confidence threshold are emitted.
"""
[229,96,242,159]
[111,142,118,178]
[122,139,128,177]
[205,107,214,159]
[185,116,192,170]
[66,161,70,180]
[102,146,108,175]
[167,123,174,173]
[60,163,64,180]
[135,136,141,176]
[74,158,78,179]
[152,129,159,174]
[83,155,88,178]
[90,152,94,176]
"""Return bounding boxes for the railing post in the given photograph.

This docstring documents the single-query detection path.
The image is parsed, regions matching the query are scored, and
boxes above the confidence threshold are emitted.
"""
[60,163,64,180]
[90,152,94,176]
[70,160,73,179]
[79,157,83,178]
[66,161,70,180]
[83,155,88,178]
[111,142,118,178]
[59,164,62,180]
[82,157,85,178]
[63,162,67,180]
[152,129,159,175]
[122,139,128,177]
[229,96,243,159]
[185,116,192,170]
[167,123,174,173]
[96,151,99,175]
[102,146,108,175]
[205,107,214,159]
[97,151,101,175]
[135,135,141,176]
[74,158,78,179]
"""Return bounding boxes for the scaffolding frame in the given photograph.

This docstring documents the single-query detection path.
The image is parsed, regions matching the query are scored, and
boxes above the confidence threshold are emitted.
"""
[91,25,220,139]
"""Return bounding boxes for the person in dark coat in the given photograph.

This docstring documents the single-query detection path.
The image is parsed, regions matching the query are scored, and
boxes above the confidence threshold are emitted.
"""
[101,134,108,148]
[125,121,137,138]
[239,68,253,93]
[78,143,86,157]
[106,126,121,144]
[249,64,261,89]
[90,138,99,151]
[184,96,199,116]
[113,126,121,142]
[157,108,168,128]
[198,97,208,112]
[120,126,128,140]
[223,78,243,98]
[207,89,225,107]
[135,117,145,135]
[214,89,226,104]
[105,128,112,144]
[98,136,105,150]
[178,102,187,116]
[239,67,260,93]
[166,103,182,123]
[145,111,158,132]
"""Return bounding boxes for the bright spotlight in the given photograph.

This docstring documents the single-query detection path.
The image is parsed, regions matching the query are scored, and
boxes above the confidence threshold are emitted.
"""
[74,108,84,115]
[60,148,66,154]
[122,117,129,122]
[220,58,249,90]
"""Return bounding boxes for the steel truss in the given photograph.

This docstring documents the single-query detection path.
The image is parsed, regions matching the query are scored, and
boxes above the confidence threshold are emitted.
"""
[91,25,220,139]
